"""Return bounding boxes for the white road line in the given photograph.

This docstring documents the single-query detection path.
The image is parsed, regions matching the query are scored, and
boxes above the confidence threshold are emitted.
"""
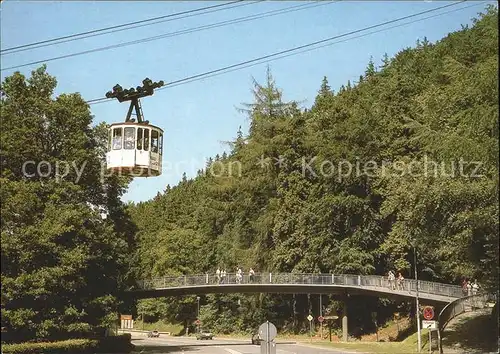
[218,347,243,354]
[277,349,297,354]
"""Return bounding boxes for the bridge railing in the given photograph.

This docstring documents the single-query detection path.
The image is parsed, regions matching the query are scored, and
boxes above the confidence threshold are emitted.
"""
[438,292,496,331]
[136,273,463,299]
[437,292,497,353]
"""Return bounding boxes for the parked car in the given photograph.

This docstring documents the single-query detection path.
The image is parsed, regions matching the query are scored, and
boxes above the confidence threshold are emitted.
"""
[147,330,160,338]
[251,332,263,345]
[196,329,213,340]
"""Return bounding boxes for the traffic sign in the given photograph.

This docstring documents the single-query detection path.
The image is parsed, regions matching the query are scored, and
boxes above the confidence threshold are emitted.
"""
[318,316,324,323]
[258,321,277,342]
[422,320,437,329]
[195,319,201,325]
[324,315,339,320]
[307,315,313,322]
[423,306,435,320]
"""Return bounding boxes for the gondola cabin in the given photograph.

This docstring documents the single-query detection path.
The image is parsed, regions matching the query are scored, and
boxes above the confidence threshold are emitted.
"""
[103,78,165,178]
[106,122,163,177]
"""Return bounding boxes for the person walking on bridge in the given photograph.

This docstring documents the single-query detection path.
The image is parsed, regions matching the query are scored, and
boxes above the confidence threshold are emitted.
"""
[221,269,226,284]
[472,280,479,295]
[216,268,221,284]
[236,267,243,284]
[397,272,405,290]
[249,268,255,283]
[461,278,468,297]
[388,270,395,290]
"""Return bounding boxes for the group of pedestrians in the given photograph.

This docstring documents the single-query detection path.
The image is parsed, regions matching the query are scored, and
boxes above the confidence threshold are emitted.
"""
[215,267,256,284]
[387,270,405,291]
[386,271,481,297]
[461,278,480,296]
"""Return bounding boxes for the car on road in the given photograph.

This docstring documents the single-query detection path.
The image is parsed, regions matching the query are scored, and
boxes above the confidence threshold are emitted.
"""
[147,330,160,338]
[251,332,263,345]
[196,329,214,340]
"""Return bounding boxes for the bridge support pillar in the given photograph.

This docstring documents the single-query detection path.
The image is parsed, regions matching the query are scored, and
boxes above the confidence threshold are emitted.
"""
[342,298,348,342]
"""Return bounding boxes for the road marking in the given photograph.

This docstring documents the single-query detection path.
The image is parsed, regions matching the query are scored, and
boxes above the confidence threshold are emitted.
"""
[219,347,243,354]
[277,349,297,354]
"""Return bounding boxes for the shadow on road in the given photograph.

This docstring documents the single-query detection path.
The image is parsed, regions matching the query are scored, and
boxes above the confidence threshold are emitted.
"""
[131,340,297,353]
[132,345,198,353]
[441,309,498,354]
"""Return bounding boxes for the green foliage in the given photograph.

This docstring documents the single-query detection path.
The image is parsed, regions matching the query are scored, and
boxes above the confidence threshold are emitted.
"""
[128,7,498,335]
[4,5,496,342]
[1,335,133,354]
[1,339,98,354]
[1,66,134,341]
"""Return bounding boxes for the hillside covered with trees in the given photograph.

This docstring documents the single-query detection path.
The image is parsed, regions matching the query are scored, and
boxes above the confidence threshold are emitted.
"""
[128,6,498,335]
[0,4,497,346]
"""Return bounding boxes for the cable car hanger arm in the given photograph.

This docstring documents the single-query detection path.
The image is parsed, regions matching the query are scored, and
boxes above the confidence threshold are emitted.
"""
[105,78,164,124]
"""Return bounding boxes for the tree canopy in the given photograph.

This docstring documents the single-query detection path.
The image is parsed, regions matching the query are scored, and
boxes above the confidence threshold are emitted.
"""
[1,5,498,341]
[1,66,134,341]
[128,6,498,334]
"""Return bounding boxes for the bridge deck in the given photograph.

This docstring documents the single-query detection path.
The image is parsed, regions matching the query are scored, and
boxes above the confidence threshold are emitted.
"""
[129,273,462,304]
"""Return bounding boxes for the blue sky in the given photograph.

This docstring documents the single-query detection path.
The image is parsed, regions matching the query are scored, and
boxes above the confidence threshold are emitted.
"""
[1,1,494,203]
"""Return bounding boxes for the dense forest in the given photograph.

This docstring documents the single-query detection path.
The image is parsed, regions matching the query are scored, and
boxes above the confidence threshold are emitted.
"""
[128,6,498,335]
[0,5,497,343]
[0,68,136,341]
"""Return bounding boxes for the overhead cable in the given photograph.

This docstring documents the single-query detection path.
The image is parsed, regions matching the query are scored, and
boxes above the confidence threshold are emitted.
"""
[1,1,262,55]
[164,1,488,89]
[1,1,336,71]
[86,0,470,105]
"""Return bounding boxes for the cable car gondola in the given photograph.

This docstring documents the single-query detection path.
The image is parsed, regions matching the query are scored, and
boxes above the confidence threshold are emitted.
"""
[105,78,164,177]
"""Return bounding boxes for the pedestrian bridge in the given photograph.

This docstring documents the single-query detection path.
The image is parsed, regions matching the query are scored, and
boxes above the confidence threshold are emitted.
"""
[128,273,462,305]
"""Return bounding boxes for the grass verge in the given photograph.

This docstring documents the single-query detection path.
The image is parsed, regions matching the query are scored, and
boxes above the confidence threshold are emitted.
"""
[131,321,184,335]
[303,329,431,353]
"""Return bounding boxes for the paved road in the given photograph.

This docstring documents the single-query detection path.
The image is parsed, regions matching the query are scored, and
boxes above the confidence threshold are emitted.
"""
[131,334,352,354]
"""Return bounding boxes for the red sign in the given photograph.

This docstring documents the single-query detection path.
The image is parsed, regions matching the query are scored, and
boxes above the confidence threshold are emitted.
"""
[318,316,324,323]
[120,315,132,320]
[195,319,201,325]
[423,306,434,320]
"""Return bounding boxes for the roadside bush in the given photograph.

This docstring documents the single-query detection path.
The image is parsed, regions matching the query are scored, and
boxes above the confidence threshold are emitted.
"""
[1,334,133,354]
[1,339,97,353]
[96,333,133,353]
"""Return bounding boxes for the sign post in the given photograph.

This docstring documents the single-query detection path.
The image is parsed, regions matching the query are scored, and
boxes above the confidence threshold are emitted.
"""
[421,307,437,354]
[324,315,338,342]
[307,315,313,342]
[421,320,437,329]
[258,321,277,354]
[319,294,323,340]
[371,312,378,342]
[423,306,435,321]
[318,316,324,341]
[120,315,133,329]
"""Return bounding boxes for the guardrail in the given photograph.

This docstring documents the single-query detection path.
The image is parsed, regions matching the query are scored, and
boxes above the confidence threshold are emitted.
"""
[135,273,463,299]
[437,292,497,353]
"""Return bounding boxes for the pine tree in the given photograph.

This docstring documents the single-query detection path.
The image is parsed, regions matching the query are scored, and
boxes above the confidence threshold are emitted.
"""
[365,56,376,78]
[238,65,295,137]
[312,76,334,112]
[381,53,390,70]
[319,76,331,96]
